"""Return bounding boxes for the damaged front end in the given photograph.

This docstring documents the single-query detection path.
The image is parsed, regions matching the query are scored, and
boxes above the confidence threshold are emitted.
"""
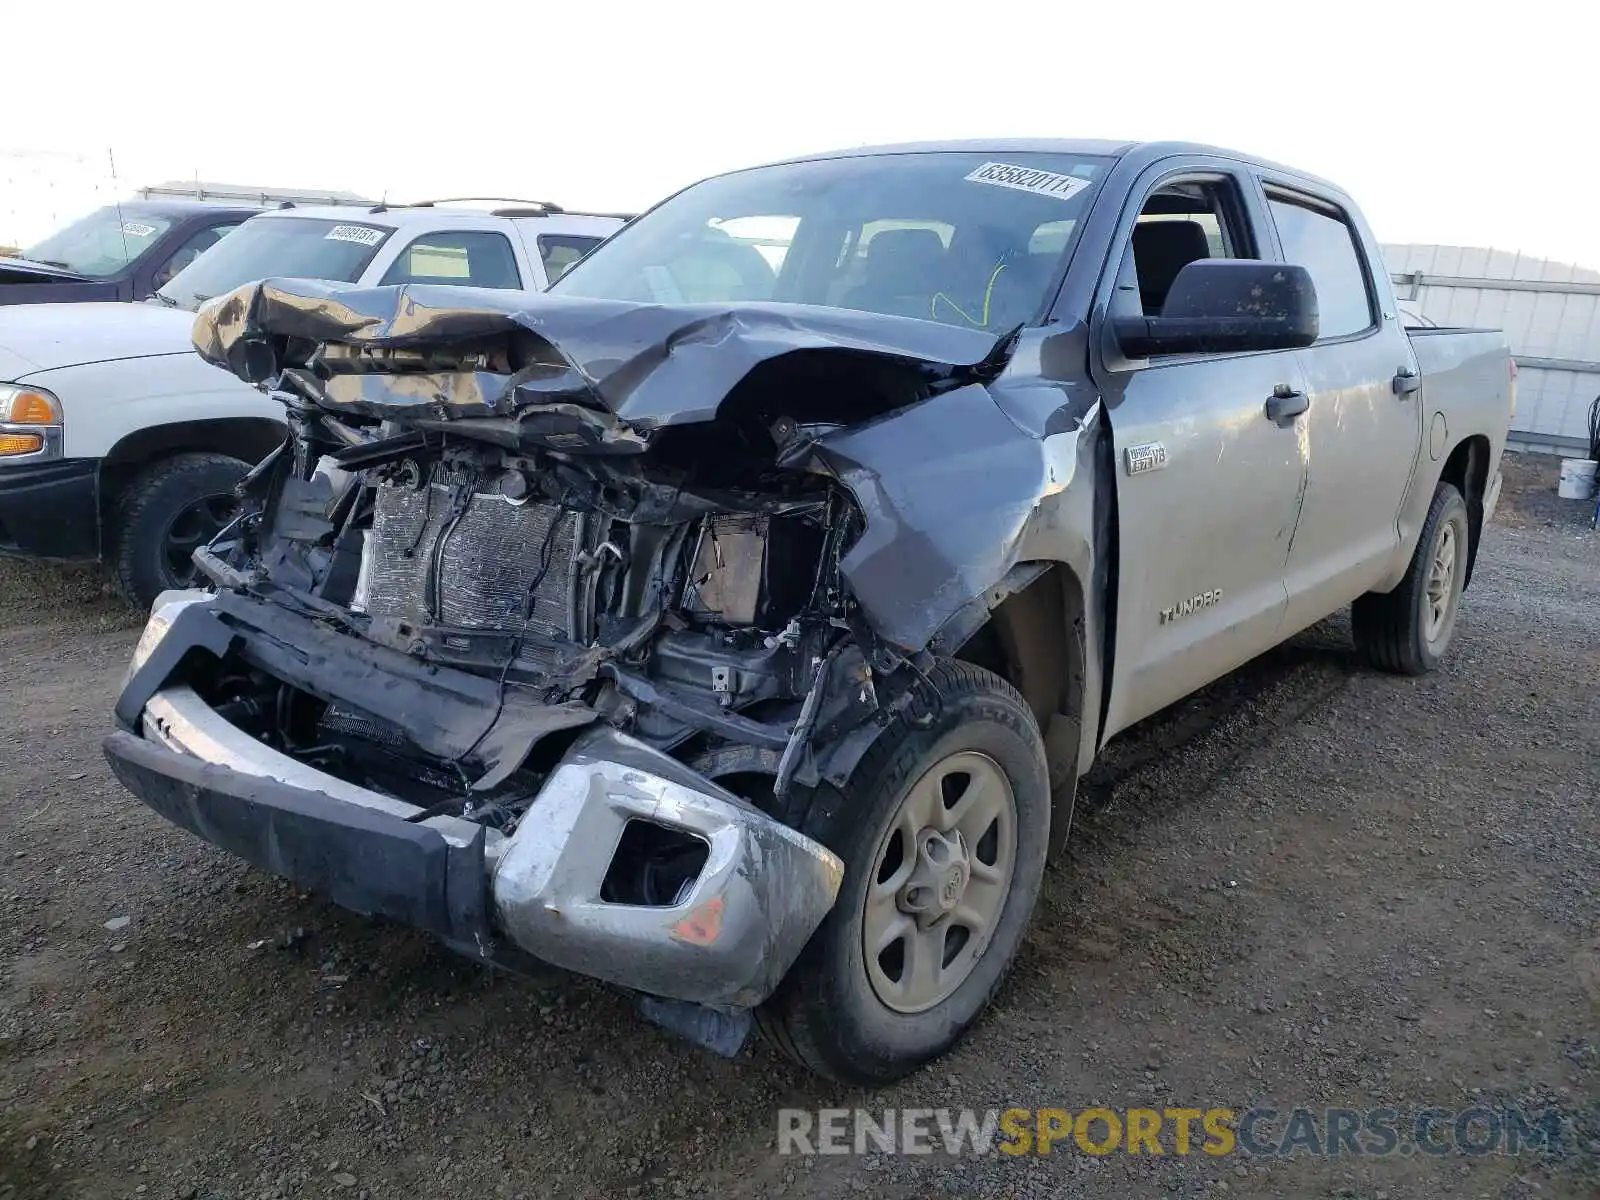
[106,278,1052,1026]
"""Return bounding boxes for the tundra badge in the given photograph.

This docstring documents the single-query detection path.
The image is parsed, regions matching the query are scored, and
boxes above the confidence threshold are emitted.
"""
[1125,443,1169,476]
[1160,589,1223,624]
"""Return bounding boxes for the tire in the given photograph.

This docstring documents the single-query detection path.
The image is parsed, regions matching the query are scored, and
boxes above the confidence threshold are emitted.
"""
[758,661,1050,1085]
[1351,481,1469,675]
[111,453,248,609]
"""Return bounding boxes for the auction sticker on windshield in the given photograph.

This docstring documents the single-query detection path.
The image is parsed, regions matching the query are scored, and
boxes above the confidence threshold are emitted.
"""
[324,225,386,247]
[120,222,159,238]
[964,162,1092,202]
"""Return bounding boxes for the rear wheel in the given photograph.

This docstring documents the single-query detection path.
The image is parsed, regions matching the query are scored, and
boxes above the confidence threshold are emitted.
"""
[758,661,1050,1085]
[111,453,246,609]
[1352,481,1469,675]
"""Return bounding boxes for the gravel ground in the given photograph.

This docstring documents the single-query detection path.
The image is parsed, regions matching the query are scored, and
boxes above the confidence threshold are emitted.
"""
[0,452,1594,1200]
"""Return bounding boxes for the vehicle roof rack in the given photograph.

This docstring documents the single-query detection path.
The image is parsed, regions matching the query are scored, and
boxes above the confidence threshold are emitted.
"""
[411,197,565,214]
[136,182,375,207]
[495,207,639,222]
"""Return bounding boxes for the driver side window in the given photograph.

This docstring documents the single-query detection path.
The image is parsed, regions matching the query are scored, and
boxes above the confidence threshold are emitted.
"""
[1111,178,1256,321]
[152,223,239,290]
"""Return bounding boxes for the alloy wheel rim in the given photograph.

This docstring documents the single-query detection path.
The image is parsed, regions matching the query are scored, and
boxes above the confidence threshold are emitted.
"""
[161,493,238,587]
[1424,521,1458,643]
[862,750,1017,1014]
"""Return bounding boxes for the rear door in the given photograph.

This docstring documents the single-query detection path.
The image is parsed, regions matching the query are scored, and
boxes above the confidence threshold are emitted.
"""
[1091,160,1311,740]
[1257,183,1424,631]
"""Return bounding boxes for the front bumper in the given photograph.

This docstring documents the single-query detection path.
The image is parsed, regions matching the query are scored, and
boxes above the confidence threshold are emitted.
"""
[0,456,99,560]
[106,681,842,1008]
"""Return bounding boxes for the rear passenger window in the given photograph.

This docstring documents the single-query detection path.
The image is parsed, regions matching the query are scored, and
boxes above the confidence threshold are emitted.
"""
[380,231,522,290]
[1266,194,1373,339]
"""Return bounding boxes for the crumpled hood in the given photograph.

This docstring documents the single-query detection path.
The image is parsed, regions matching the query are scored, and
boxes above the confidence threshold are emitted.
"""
[0,301,200,375]
[192,278,1015,429]
[191,278,1086,659]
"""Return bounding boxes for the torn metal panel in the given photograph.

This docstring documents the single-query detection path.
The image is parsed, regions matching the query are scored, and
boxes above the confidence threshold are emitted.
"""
[810,382,1087,654]
[491,727,843,1008]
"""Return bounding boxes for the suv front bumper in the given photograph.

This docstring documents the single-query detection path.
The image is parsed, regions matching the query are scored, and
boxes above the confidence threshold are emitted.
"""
[0,457,99,560]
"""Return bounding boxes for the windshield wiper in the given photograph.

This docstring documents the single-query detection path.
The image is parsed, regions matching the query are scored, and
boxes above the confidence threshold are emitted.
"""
[147,292,180,308]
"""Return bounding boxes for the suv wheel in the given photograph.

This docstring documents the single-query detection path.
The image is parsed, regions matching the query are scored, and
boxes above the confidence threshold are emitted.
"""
[111,453,246,608]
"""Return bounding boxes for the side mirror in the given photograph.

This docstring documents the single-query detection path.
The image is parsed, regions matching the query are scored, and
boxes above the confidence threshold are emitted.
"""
[1114,260,1319,358]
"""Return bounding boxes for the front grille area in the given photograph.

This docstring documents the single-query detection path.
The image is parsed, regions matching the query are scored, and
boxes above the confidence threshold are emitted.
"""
[319,700,408,748]
[365,462,586,667]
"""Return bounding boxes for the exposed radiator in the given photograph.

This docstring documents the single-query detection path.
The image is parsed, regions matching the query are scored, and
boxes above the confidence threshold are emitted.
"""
[363,462,586,666]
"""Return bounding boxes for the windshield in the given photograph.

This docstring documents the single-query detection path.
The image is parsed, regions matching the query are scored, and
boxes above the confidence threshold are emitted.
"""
[555,151,1110,330]
[21,207,175,278]
[156,216,391,311]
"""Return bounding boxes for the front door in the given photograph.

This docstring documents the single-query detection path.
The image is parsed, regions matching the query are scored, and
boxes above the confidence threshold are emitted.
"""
[1092,167,1311,741]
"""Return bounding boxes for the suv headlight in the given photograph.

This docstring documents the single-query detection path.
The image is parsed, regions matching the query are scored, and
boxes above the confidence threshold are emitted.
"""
[0,383,62,460]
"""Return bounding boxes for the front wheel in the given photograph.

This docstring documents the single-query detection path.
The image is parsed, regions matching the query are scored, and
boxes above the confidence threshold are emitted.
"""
[758,661,1050,1085]
[111,453,247,609]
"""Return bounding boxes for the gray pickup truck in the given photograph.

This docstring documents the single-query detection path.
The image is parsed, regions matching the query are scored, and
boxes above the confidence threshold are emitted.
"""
[105,139,1512,1085]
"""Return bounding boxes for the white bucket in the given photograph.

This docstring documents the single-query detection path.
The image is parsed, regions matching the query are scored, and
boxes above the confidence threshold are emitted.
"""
[1558,457,1599,500]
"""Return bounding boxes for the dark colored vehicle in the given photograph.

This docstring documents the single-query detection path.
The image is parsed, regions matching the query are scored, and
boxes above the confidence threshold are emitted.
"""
[0,201,262,305]
[106,140,1512,1085]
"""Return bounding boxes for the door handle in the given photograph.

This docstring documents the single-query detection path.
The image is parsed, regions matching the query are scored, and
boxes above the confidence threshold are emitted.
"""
[1264,384,1310,425]
[1393,368,1422,397]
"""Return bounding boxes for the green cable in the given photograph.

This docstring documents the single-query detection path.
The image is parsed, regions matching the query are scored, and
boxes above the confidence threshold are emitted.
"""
[931,262,1007,327]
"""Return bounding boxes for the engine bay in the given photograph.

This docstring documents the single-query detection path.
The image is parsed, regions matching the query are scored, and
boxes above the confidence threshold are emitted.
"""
[183,404,889,843]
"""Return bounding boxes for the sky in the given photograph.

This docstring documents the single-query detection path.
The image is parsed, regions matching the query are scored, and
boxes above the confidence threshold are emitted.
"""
[3,0,1596,266]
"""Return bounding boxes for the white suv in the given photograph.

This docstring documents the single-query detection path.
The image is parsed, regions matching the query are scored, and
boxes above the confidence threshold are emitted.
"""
[0,200,626,605]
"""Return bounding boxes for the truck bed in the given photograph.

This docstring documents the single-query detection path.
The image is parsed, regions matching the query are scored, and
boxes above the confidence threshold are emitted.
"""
[1407,326,1514,438]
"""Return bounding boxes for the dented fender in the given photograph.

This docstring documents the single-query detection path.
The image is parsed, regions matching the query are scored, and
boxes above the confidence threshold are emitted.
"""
[810,382,1098,656]
[806,383,1110,793]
